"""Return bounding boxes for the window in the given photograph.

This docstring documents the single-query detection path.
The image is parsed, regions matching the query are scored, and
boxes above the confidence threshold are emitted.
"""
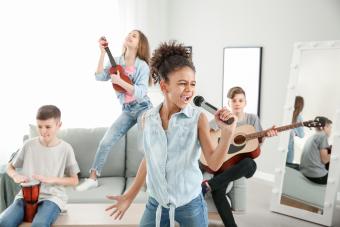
[0,0,129,164]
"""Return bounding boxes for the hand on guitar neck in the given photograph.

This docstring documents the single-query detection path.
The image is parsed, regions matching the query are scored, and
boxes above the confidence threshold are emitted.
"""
[99,36,133,93]
[99,36,108,54]
[258,125,279,143]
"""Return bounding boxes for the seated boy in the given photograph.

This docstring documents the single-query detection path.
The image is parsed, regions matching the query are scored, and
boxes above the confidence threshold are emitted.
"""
[0,105,80,227]
[300,116,332,185]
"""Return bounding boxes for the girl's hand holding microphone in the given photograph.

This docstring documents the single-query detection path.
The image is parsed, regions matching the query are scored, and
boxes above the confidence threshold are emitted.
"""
[215,107,237,133]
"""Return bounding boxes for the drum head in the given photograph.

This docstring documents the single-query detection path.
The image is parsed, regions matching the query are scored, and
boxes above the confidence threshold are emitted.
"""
[21,179,40,188]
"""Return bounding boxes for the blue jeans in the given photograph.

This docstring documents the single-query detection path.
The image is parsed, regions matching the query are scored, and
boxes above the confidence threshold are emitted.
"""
[0,199,61,227]
[91,99,152,176]
[140,194,208,227]
[287,142,294,163]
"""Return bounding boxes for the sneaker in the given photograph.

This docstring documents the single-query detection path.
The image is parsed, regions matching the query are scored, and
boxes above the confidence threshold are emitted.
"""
[201,180,211,197]
[76,178,98,191]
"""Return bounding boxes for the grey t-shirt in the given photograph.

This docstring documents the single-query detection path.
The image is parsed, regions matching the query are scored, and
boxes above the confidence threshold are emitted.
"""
[300,131,329,178]
[210,113,262,131]
[12,137,80,211]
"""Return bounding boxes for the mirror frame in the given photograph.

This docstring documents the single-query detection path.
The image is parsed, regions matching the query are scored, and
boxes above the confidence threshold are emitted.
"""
[270,40,340,226]
[222,46,262,116]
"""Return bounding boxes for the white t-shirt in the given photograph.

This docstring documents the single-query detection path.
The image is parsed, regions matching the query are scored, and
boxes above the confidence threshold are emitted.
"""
[12,137,80,211]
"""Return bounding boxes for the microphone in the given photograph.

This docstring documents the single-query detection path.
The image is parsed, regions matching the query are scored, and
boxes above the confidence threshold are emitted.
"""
[193,96,234,125]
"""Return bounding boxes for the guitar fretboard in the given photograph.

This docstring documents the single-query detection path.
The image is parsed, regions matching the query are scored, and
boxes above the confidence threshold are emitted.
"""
[104,47,117,67]
[245,122,304,140]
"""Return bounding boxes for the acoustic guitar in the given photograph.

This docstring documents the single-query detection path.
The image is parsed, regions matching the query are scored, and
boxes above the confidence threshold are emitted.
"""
[200,120,322,174]
[101,37,132,93]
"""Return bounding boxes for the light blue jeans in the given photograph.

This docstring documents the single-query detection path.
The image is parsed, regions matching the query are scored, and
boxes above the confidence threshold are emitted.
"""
[0,199,61,227]
[91,99,152,176]
[287,142,294,163]
[140,194,208,227]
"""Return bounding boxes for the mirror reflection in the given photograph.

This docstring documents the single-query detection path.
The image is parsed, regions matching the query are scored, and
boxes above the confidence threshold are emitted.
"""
[222,47,262,116]
[279,47,340,214]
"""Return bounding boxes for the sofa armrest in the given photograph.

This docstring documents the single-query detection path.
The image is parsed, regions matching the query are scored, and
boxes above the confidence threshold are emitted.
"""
[228,177,247,212]
[0,164,20,213]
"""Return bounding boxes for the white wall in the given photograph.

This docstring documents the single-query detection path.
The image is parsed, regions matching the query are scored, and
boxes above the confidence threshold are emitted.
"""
[297,49,340,122]
[118,0,168,51]
[165,0,340,175]
[0,0,122,164]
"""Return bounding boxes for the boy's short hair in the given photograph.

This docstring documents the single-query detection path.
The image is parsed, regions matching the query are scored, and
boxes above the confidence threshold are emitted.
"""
[314,116,332,130]
[227,86,246,99]
[36,105,61,120]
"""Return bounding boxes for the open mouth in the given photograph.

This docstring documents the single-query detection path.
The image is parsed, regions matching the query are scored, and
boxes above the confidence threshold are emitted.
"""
[181,95,192,102]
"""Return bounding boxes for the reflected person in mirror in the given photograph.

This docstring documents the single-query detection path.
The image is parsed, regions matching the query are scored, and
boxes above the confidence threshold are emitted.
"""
[286,96,305,164]
[300,116,332,185]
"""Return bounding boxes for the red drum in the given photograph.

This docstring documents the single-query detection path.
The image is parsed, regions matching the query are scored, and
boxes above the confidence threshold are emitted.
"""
[21,180,41,222]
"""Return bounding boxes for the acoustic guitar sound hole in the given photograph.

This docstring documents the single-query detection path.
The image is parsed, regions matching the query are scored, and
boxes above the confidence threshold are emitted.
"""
[234,135,246,145]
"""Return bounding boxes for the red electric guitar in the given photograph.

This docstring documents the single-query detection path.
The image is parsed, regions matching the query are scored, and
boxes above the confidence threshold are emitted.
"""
[101,37,132,93]
[200,119,322,174]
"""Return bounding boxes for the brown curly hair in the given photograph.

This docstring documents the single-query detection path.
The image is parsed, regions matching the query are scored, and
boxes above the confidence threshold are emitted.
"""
[150,41,195,85]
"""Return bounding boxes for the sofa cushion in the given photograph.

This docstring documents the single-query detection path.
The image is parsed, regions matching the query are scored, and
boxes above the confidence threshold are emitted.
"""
[126,125,144,177]
[125,177,148,203]
[66,177,125,203]
[29,125,126,178]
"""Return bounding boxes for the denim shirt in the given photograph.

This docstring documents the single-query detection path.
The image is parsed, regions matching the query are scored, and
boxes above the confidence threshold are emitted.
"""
[94,56,150,105]
[140,103,203,226]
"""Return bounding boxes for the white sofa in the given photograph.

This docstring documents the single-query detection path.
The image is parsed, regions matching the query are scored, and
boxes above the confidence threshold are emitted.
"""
[0,125,247,213]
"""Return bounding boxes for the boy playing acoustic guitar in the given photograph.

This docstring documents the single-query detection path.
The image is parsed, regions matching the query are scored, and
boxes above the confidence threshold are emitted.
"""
[201,86,277,227]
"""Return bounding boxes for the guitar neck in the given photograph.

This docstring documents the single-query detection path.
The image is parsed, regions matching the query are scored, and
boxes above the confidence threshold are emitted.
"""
[104,47,117,67]
[246,122,304,140]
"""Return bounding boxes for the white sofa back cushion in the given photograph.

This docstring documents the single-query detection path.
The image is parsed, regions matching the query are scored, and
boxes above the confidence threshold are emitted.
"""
[125,125,144,178]
[28,125,126,178]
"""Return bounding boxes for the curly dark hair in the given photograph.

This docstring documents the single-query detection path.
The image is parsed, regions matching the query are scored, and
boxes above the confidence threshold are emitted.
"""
[150,41,195,84]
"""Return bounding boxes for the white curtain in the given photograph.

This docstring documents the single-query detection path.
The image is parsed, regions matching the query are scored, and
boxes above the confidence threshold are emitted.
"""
[0,0,144,164]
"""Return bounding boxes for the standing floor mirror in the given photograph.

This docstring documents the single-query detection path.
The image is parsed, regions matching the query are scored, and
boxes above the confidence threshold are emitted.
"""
[270,40,340,226]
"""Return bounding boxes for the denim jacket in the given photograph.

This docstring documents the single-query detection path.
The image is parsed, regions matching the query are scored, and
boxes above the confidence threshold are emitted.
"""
[140,103,203,226]
[95,56,150,105]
